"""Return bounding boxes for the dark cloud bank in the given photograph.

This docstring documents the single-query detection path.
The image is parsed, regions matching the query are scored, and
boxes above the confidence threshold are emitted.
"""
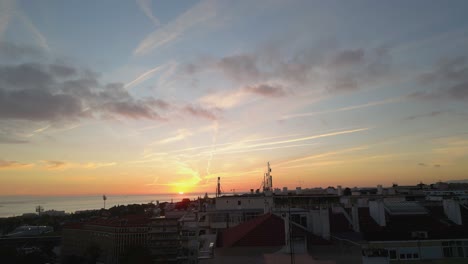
[0,42,219,127]
[411,56,468,102]
[0,62,165,122]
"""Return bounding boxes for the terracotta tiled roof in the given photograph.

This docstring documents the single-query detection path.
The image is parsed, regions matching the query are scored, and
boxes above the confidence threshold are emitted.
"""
[63,222,84,229]
[92,215,150,227]
[65,215,151,228]
[220,213,283,247]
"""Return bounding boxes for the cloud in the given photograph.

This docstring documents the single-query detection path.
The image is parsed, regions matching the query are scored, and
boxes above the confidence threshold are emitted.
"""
[174,128,369,158]
[330,76,359,92]
[420,57,468,84]
[0,42,44,60]
[124,64,167,89]
[44,160,67,170]
[0,1,49,51]
[279,146,369,166]
[134,0,217,55]
[0,159,31,169]
[0,135,29,144]
[183,105,219,120]
[200,83,288,109]
[280,96,404,121]
[411,56,468,102]
[42,160,116,170]
[244,84,287,97]
[187,45,394,98]
[217,54,261,82]
[0,88,83,121]
[404,111,444,121]
[330,49,365,67]
[0,62,168,122]
[0,0,15,41]
[136,0,160,27]
[418,162,442,168]
[16,11,49,51]
[157,129,192,144]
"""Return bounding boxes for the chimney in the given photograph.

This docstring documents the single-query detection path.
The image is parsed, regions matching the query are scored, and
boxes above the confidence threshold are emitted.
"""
[443,199,462,225]
[337,185,343,196]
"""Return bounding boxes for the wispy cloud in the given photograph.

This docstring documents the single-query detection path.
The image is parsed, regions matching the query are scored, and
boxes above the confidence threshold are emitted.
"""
[17,11,49,51]
[0,0,49,51]
[0,62,168,122]
[0,159,32,169]
[156,129,192,145]
[200,83,288,109]
[25,124,50,137]
[0,0,15,41]
[410,56,468,102]
[125,64,167,89]
[136,0,160,27]
[134,0,217,55]
[150,128,369,159]
[280,97,404,121]
[42,160,116,170]
[169,133,304,154]
[240,128,370,149]
[279,146,369,166]
[183,105,219,120]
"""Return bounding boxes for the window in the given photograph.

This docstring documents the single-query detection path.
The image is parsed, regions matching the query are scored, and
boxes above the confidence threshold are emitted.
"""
[388,250,397,260]
[238,200,241,206]
[400,253,406,259]
[442,240,468,258]
[443,247,453,257]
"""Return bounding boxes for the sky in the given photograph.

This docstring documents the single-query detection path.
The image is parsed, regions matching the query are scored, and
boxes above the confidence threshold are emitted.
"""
[0,0,468,195]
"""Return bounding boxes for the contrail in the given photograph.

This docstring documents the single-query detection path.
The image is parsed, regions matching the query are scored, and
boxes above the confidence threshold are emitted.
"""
[125,64,166,89]
[205,121,219,184]
[280,97,404,120]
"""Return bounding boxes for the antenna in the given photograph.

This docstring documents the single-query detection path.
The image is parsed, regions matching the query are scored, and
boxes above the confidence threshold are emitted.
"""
[263,162,273,192]
[103,194,107,209]
[216,177,222,197]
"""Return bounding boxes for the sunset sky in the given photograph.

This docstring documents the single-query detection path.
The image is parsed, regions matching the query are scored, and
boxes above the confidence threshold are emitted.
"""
[1,0,467,195]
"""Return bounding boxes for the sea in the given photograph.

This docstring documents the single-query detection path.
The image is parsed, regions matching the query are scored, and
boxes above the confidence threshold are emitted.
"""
[0,193,212,218]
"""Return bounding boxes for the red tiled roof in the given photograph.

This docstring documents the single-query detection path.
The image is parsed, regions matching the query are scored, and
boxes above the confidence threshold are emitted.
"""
[63,222,84,230]
[84,215,151,227]
[220,213,288,247]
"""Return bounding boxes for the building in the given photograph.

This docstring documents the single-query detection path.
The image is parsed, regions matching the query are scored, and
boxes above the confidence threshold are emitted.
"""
[62,215,150,264]
[148,215,180,263]
[330,199,468,263]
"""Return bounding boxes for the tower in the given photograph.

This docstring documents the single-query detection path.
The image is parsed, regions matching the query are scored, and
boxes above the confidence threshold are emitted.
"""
[263,162,273,192]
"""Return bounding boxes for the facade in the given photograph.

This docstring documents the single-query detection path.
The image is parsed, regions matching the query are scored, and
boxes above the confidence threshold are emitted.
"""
[62,215,150,264]
[148,216,180,263]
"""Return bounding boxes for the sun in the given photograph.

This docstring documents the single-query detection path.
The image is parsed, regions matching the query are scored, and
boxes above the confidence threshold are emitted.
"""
[178,191,184,195]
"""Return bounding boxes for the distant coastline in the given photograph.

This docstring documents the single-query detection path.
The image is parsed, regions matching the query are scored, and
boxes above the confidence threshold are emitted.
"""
[0,193,213,218]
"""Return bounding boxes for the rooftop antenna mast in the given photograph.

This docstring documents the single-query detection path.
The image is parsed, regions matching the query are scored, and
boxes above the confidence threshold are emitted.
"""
[263,162,273,192]
[216,177,222,197]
